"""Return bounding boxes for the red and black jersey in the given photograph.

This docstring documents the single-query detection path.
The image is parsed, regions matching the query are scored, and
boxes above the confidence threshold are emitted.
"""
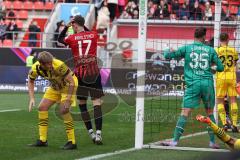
[64,31,99,78]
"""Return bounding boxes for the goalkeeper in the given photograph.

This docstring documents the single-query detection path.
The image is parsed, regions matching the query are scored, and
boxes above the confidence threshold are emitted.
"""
[162,27,224,148]
[196,114,240,150]
[28,51,78,150]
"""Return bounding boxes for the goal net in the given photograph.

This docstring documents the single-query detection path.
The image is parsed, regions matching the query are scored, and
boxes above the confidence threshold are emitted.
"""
[109,0,240,152]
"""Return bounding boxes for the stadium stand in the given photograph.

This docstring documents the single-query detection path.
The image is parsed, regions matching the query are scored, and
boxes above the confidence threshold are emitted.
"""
[1,0,239,47]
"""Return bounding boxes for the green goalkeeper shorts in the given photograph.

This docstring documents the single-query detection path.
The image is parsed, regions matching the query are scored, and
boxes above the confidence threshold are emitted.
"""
[183,79,215,109]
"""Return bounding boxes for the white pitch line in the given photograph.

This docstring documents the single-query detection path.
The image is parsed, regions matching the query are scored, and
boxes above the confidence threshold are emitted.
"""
[150,131,208,145]
[0,109,21,113]
[76,148,137,160]
[143,145,230,153]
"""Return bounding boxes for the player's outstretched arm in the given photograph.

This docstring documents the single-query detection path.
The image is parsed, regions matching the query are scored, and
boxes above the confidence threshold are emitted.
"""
[28,78,35,112]
[163,46,185,60]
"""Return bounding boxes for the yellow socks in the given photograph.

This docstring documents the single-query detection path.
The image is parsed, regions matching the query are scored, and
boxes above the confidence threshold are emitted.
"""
[230,103,238,126]
[218,103,227,125]
[63,112,76,144]
[38,111,48,142]
[209,121,231,143]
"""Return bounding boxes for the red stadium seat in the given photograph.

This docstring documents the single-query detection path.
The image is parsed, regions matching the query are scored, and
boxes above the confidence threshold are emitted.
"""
[23,1,34,10]
[17,10,28,20]
[2,40,13,47]
[179,0,185,4]
[211,5,215,14]
[229,6,238,14]
[222,5,228,13]
[12,1,23,10]
[34,1,44,10]
[45,2,54,11]
[16,20,23,29]
[0,41,2,47]
[4,19,11,25]
[2,1,12,10]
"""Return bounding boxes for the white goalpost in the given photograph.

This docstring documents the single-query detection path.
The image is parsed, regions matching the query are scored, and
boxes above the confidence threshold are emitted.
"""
[135,0,148,149]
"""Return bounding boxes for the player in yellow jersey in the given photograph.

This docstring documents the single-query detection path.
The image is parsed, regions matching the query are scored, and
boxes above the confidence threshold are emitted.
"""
[196,114,240,150]
[28,51,78,149]
[216,33,239,132]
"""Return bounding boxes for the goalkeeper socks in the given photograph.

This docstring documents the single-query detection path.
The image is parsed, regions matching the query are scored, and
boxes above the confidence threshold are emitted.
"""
[208,114,216,143]
[230,103,238,126]
[63,112,76,144]
[79,104,93,130]
[218,103,227,125]
[94,105,102,131]
[173,115,187,142]
[38,111,48,142]
[209,120,231,143]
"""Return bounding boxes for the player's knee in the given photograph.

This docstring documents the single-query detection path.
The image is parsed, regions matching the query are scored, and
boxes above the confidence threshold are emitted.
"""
[59,107,69,115]
[181,108,191,116]
[218,106,225,113]
[230,97,237,103]
[92,98,102,106]
[38,105,49,111]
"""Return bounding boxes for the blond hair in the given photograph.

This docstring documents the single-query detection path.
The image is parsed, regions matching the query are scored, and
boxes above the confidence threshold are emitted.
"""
[38,51,53,63]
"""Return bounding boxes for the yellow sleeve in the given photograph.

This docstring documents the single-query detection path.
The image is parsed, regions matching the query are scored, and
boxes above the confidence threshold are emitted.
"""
[28,64,38,80]
[215,47,220,55]
[233,48,238,61]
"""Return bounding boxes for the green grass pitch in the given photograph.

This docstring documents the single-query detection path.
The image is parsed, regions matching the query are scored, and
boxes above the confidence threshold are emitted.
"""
[0,92,238,160]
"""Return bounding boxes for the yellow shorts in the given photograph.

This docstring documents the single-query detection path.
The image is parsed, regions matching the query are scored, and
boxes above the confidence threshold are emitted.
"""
[216,78,237,98]
[43,76,78,106]
[234,139,240,150]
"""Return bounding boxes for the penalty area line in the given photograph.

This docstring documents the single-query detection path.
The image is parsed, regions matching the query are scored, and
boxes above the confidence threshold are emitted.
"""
[0,109,22,113]
[76,148,137,160]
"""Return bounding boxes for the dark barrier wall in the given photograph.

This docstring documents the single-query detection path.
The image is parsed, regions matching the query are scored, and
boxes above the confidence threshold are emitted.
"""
[1,47,239,96]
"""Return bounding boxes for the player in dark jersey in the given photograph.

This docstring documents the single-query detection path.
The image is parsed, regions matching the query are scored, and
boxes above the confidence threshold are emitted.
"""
[58,15,104,145]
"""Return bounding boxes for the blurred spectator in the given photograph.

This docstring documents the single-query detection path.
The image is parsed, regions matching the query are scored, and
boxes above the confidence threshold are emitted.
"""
[190,1,202,20]
[7,9,16,19]
[152,0,160,5]
[125,1,138,17]
[6,20,18,40]
[184,0,190,10]
[67,16,74,35]
[203,1,213,21]
[237,6,240,21]
[118,0,126,15]
[189,0,195,6]
[107,0,118,21]
[96,1,110,30]
[119,10,132,19]
[28,21,41,47]
[132,9,139,19]
[199,0,207,5]
[223,8,234,21]
[0,5,6,20]
[154,0,169,19]
[171,0,180,15]
[148,1,157,19]
[0,19,7,41]
[179,3,190,20]
[54,20,66,47]
[63,0,76,3]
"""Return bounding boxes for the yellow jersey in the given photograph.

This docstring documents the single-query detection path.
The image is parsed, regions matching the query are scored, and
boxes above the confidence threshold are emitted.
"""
[28,59,73,90]
[216,45,238,79]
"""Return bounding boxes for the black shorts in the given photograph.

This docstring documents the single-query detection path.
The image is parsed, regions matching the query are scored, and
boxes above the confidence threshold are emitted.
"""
[76,74,104,100]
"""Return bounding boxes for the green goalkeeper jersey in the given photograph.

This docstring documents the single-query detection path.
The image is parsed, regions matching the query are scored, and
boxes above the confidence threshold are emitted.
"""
[164,41,224,86]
